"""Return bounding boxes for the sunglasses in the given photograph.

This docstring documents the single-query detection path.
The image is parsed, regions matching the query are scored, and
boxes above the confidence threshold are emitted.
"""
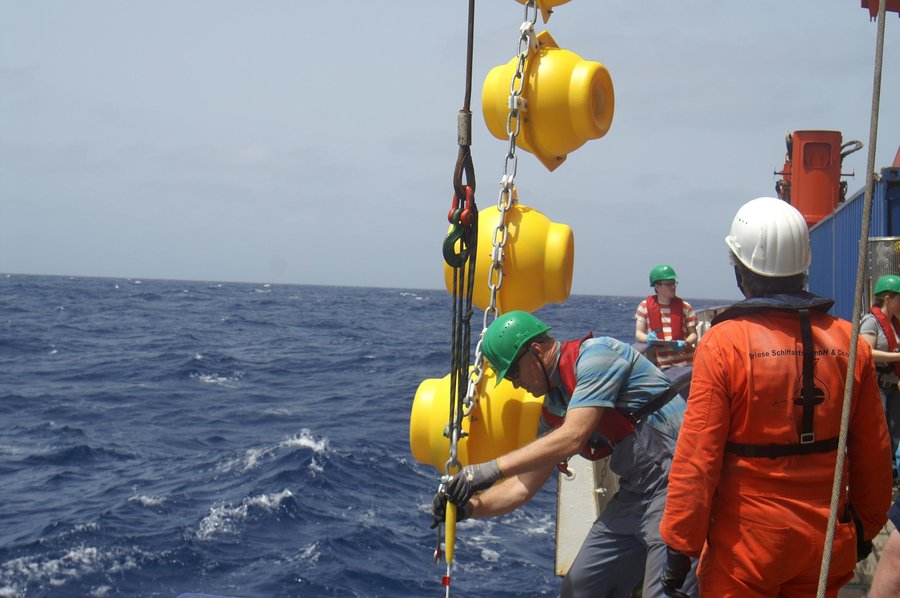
[657,281,678,287]
[505,347,532,381]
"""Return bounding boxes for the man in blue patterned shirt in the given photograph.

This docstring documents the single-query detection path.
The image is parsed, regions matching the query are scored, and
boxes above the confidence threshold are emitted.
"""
[433,311,696,598]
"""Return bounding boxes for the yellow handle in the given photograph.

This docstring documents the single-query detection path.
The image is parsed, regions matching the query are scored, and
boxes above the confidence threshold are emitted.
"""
[445,502,457,564]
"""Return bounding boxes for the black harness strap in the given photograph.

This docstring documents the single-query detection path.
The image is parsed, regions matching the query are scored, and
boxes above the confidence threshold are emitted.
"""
[725,308,837,459]
[725,437,839,458]
[630,384,682,423]
[797,308,824,443]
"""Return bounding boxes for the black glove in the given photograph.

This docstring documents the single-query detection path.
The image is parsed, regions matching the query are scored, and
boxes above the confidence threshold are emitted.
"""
[431,491,472,529]
[445,460,503,506]
[857,538,873,562]
[659,547,692,598]
[854,515,873,562]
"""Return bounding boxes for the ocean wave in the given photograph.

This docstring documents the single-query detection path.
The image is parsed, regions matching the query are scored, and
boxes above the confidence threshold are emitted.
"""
[194,489,295,541]
[189,371,245,388]
[128,494,166,508]
[218,429,329,474]
[0,545,148,598]
[1,278,597,596]
[22,444,136,466]
[23,422,87,438]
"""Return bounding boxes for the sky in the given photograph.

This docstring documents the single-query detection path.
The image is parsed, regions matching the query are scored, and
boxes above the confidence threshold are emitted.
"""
[1,1,898,301]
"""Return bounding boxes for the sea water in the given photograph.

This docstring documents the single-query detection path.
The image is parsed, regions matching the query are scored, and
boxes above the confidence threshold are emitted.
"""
[0,274,723,598]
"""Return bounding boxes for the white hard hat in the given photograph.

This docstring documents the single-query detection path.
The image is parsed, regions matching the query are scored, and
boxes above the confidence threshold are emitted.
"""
[725,197,811,277]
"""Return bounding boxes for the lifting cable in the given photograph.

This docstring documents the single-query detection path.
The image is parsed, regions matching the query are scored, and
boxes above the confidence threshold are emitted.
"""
[435,3,541,595]
[438,0,478,594]
[816,1,888,595]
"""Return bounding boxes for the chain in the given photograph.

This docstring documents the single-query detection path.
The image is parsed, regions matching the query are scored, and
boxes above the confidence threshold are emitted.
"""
[434,3,539,586]
[464,0,539,411]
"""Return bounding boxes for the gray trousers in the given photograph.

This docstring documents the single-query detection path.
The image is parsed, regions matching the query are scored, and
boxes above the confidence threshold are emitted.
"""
[560,424,698,598]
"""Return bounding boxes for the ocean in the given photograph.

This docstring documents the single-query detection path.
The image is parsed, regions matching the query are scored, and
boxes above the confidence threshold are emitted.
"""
[0,274,723,598]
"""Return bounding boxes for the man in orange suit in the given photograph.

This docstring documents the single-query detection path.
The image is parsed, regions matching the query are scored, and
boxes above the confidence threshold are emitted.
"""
[659,197,892,597]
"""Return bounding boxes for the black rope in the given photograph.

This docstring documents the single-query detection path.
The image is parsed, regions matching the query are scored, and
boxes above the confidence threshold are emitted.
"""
[447,214,477,456]
[453,0,477,203]
[445,0,478,473]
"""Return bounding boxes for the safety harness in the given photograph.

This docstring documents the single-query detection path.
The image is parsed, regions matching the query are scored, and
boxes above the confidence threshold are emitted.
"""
[646,295,685,340]
[869,305,900,377]
[541,333,681,461]
[716,293,841,459]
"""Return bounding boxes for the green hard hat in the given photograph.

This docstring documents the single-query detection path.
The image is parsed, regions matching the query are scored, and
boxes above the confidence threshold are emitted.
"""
[482,311,551,384]
[649,264,678,286]
[874,274,900,296]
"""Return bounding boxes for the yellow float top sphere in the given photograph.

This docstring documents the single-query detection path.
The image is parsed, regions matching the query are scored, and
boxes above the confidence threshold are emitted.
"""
[482,30,614,171]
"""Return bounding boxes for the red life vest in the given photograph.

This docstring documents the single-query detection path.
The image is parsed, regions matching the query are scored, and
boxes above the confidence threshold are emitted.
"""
[540,333,637,461]
[646,295,685,340]
[869,306,900,377]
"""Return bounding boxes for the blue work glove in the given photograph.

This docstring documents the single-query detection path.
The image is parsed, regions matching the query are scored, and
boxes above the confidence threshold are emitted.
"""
[445,460,503,506]
[431,491,472,528]
[659,547,692,598]
[646,330,659,344]
[674,340,686,352]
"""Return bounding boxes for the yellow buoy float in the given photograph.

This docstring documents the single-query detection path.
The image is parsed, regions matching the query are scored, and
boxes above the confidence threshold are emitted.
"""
[443,202,574,314]
[514,0,572,23]
[410,368,543,473]
[482,29,614,171]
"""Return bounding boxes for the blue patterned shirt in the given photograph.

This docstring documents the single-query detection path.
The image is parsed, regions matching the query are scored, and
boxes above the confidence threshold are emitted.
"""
[538,337,685,443]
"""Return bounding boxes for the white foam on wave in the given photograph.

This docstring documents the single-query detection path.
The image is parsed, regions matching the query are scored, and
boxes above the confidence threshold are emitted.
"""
[194,489,293,541]
[278,541,321,568]
[463,519,502,545]
[399,291,426,302]
[128,494,166,508]
[521,513,554,537]
[0,443,25,457]
[261,407,292,416]
[0,545,145,596]
[298,542,320,565]
[360,508,376,525]
[62,522,100,539]
[452,519,508,565]
[239,447,269,472]
[280,429,329,454]
[190,371,244,388]
[219,429,329,473]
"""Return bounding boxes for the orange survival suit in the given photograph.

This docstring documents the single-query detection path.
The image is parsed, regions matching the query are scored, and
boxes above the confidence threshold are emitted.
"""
[660,293,891,598]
